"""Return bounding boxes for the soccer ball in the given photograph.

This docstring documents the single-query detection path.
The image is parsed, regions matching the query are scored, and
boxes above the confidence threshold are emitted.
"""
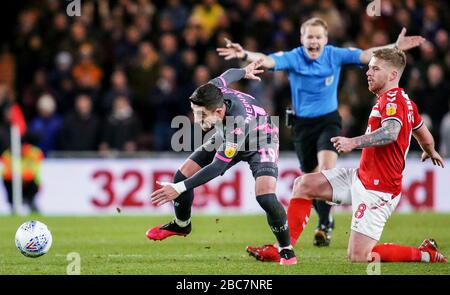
[15,220,53,258]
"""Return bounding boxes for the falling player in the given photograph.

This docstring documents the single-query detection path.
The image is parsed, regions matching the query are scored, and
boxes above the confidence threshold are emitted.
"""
[147,59,297,265]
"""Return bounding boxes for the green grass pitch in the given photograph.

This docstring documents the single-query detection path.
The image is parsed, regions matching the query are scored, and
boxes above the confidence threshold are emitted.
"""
[1,213,449,275]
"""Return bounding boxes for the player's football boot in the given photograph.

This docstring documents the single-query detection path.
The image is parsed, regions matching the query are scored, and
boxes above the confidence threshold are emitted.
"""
[313,219,334,247]
[419,239,447,263]
[146,220,191,241]
[279,248,297,265]
[246,244,280,262]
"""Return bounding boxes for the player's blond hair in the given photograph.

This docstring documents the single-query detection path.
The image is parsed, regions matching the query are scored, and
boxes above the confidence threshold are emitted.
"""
[300,17,328,36]
[373,48,407,72]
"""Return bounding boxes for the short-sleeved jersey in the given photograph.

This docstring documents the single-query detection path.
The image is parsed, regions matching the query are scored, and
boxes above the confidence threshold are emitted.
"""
[209,76,278,164]
[358,88,423,197]
[269,45,362,118]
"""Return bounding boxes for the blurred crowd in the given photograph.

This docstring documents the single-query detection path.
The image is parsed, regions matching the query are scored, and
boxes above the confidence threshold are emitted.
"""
[0,0,449,156]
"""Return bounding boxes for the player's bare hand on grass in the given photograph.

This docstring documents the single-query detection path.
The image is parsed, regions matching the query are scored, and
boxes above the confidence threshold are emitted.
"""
[421,151,445,168]
[216,38,245,60]
[150,181,180,206]
[244,58,264,81]
[395,27,426,51]
[331,136,356,153]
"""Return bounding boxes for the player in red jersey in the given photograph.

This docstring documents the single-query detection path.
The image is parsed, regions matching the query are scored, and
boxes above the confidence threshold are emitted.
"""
[247,48,446,263]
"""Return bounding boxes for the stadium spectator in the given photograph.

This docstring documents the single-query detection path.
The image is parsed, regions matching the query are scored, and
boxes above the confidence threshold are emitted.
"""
[344,0,364,40]
[249,3,275,51]
[45,12,69,61]
[61,21,90,58]
[338,68,373,136]
[338,104,357,138]
[72,43,103,97]
[14,9,42,92]
[160,0,189,33]
[421,3,441,41]
[29,94,63,155]
[434,29,450,59]
[127,41,160,130]
[416,41,439,77]
[405,67,426,152]
[158,33,181,69]
[59,94,100,151]
[204,49,224,78]
[148,65,180,150]
[313,0,346,43]
[115,25,142,67]
[134,13,152,39]
[99,95,141,153]
[422,63,450,147]
[49,51,74,114]
[22,68,57,121]
[177,65,211,120]
[406,68,426,112]
[189,0,225,40]
[181,22,208,61]
[178,49,199,86]
[101,69,134,116]
[356,17,376,49]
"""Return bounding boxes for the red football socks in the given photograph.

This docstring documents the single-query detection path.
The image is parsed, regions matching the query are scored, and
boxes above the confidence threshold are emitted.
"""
[287,198,312,246]
[371,243,422,262]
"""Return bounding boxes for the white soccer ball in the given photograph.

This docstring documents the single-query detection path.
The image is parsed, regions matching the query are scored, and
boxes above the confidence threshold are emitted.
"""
[15,220,53,258]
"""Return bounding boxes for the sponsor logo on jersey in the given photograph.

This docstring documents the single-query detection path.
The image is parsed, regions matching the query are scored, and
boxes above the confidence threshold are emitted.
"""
[386,103,397,116]
[224,142,238,158]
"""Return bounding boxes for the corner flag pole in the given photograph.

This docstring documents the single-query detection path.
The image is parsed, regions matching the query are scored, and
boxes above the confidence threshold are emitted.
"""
[11,125,22,215]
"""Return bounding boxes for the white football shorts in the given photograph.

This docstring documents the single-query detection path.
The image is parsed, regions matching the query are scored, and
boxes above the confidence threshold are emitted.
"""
[321,168,401,241]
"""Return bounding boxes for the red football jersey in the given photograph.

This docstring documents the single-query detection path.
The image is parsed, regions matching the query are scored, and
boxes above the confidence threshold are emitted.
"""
[358,87,423,197]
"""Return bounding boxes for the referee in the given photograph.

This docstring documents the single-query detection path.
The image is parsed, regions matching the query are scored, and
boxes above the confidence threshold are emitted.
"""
[217,17,424,259]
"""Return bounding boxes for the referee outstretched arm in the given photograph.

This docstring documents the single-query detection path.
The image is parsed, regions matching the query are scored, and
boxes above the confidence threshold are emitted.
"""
[217,28,425,68]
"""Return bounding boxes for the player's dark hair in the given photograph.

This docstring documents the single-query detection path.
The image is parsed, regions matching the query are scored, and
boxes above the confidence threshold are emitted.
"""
[189,83,224,111]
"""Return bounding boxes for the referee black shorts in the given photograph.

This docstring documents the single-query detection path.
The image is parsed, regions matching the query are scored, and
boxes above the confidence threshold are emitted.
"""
[292,110,342,173]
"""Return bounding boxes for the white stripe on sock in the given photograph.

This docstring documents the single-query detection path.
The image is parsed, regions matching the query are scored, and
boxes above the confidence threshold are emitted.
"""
[421,251,430,263]
[278,245,293,251]
[175,218,190,227]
